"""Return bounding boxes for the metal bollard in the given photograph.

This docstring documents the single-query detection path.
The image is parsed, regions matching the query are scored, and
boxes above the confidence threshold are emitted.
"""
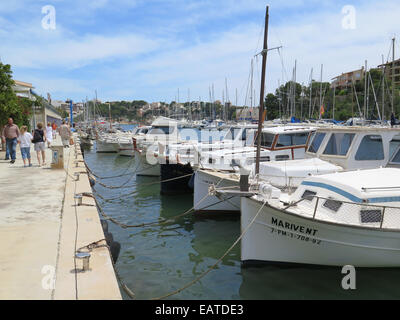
[75,252,91,272]
[74,194,83,206]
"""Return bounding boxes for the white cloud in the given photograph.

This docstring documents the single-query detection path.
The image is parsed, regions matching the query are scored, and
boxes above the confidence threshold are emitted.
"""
[3,0,400,104]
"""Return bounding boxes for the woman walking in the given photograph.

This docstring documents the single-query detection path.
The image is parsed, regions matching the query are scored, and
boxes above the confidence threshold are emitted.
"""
[46,122,53,148]
[32,123,47,166]
[18,126,33,167]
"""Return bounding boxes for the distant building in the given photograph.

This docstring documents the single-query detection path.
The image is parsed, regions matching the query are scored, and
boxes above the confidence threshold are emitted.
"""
[378,58,400,88]
[331,67,365,89]
[236,107,259,121]
[12,80,34,99]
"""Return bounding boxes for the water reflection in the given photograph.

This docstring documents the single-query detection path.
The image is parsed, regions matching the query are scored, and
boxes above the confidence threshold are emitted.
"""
[83,143,400,300]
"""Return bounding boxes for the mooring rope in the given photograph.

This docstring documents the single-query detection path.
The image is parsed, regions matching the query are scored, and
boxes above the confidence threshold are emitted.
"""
[150,199,268,300]
[77,239,136,299]
[93,172,194,190]
[92,172,195,203]
[94,193,212,229]
[84,156,136,180]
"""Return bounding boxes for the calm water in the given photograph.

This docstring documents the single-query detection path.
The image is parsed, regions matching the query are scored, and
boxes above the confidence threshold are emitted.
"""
[83,125,400,300]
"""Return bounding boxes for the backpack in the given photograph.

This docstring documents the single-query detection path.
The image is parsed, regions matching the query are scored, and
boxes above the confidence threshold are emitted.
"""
[32,129,43,143]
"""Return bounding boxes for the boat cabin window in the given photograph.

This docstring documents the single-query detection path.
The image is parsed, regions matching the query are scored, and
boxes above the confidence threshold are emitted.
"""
[301,190,317,201]
[307,133,326,153]
[260,133,275,148]
[245,156,270,165]
[390,147,400,164]
[355,135,384,161]
[323,199,343,212]
[360,209,382,224]
[275,155,290,161]
[389,136,400,158]
[323,133,355,156]
[149,126,174,135]
[275,132,309,148]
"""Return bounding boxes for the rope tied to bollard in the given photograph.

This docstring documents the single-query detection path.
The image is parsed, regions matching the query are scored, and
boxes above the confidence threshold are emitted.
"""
[77,239,136,299]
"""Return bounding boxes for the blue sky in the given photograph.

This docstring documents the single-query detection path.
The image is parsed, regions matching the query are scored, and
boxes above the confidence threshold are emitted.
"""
[0,0,399,104]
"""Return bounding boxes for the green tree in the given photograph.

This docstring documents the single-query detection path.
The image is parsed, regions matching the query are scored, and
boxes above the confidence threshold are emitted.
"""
[0,63,19,127]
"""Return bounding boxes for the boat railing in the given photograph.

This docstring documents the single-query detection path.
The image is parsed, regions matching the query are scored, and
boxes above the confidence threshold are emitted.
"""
[288,195,400,230]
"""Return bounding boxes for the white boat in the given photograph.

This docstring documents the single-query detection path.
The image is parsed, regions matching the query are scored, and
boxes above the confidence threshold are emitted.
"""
[118,126,151,157]
[240,164,400,267]
[193,125,316,213]
[133,117,182,176]
[259,126,400,189]
[96,135,120,153]
[235,127,400,267]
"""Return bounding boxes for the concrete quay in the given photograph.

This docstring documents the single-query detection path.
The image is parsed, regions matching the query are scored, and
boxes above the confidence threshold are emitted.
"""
[0,137,121,300]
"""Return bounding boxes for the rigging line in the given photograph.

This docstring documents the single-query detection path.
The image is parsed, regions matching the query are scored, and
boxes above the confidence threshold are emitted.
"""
[151,199,268,300]
[277,48,289,83]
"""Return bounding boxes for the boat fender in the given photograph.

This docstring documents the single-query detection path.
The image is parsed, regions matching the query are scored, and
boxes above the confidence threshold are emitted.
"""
[104,230,121,263]
[100,219,109,233]
[188,172,195,189]
[89,177,96,187]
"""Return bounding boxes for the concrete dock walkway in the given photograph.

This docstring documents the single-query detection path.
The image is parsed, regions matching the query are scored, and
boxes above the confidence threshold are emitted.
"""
[0,137,121,300]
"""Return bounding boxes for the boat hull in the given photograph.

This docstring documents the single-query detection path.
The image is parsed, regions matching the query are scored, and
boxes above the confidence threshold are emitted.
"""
[241,196,400,267]
[118,143,134,157]
[194,169,240,213]
[134,150,160,176]
[160,162,193,195]
[96,140,119,153]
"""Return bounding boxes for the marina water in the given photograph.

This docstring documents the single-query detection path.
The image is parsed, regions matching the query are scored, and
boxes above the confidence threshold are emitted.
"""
[83,125,400,300]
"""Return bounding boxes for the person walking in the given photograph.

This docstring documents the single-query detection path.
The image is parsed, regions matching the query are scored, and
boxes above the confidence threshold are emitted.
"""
[58,120,71,148]
[18,126,33,167]
[46,122,53,148]
[32,122,47,166]
[1,117,20,164]
[51,122,57,139]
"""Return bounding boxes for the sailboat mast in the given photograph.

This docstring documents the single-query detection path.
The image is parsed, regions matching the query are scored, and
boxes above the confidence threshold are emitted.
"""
[392,37,395,115]
[309,68,313,119]
[319,64,323,120]
[255,6,269,176]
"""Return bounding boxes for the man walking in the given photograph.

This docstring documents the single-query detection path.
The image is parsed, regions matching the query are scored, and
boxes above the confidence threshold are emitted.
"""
[58,120,71,148]
[2,117,20,164]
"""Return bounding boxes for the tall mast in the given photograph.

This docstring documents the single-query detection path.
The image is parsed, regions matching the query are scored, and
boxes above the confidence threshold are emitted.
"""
[364,60,368,120]
[109,102,112,130]
[392,37,395,115]
[319,64,323,120]
[382,54,385,123]
[255,6,269,176]
[333,84,336,120]
[309,68,313,119]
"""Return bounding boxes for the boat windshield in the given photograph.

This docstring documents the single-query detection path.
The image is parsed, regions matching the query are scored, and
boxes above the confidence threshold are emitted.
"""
[148,126,174,135]
[323,133,355,156]
[222,127,243,141]
[261,133,275,148]
[276,132,309,148]
[355,135,384,160]
[307,132,326,153]
[390,147,400,164]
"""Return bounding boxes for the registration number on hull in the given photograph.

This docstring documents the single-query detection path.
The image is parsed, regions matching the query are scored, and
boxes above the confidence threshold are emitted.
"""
[270,217,321,245]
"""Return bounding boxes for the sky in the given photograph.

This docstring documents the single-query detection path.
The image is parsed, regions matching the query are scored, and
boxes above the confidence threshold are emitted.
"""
[0,0,399,105]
